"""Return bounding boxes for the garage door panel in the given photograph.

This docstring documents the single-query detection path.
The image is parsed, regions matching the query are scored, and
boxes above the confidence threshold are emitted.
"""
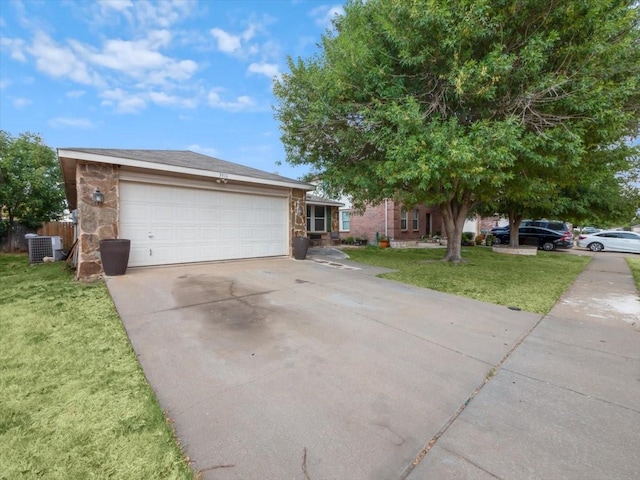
[120,182,288,267]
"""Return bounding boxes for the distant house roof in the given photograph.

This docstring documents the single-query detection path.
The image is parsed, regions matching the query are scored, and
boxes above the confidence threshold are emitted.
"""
[58,148,313,209]
[305,193,344,207]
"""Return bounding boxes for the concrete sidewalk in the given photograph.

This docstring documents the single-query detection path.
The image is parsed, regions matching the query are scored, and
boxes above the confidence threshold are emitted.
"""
[406,254,640,479]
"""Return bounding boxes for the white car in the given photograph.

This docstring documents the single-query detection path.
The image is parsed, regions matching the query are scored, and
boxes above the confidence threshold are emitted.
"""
[577,230,640,253]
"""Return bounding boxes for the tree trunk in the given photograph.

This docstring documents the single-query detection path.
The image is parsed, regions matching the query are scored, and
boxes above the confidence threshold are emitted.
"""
[508,210,523,248]
[440,196,472,263]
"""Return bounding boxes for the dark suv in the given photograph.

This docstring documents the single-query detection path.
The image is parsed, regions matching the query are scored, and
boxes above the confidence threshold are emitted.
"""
[521,219,572,234]
[493,226,574,251]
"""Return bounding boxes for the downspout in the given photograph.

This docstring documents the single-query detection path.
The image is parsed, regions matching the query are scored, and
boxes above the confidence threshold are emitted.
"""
[384,198,388,237]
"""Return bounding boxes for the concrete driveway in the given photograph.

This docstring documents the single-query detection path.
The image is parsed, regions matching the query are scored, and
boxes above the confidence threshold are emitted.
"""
[106,257,543,479]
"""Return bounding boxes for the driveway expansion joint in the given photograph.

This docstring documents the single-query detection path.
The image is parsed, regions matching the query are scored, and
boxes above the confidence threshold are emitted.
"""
[396,313,547,479]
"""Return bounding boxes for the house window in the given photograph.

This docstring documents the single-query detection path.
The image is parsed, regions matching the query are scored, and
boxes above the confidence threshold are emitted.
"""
[412,209,419,230]
[307,205,327,232]
[340,211,350,231]
[400,209,408,230]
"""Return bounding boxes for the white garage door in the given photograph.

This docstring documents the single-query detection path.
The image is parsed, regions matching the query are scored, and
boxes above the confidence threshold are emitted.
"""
[120,181,289,267]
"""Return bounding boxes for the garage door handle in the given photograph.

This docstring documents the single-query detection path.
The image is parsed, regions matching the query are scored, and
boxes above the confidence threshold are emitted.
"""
[148,232,154,238]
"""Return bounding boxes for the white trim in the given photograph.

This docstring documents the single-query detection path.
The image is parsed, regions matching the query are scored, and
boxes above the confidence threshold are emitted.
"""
[58,149,313,190]
[119,170,289,198]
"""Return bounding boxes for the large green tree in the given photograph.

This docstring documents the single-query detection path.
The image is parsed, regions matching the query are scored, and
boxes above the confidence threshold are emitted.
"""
[0,131,66,246]
[274,0,640,261]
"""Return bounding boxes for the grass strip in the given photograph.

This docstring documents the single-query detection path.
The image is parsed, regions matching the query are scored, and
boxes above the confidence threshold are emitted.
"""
[0,254,193,480]
[627,257,640,291]
[345,247,590,314]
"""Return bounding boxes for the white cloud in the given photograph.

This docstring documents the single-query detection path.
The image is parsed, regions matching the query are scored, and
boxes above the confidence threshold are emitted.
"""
[188,144,220,157]
[0,37,27,62]
[209,18,272,57]
[27,32,103,86]
[49,117,95,129]
[69,31,197,86]
[149,91,196,108]
[248,62,279,79]
[207,88,255,111]
[210,28,242,54]
[100,88,146,113]
[97,0,133,13]
[310,5,344,28]
[13,97,32,108]
[94,0,193,28]
[0,79,11,90]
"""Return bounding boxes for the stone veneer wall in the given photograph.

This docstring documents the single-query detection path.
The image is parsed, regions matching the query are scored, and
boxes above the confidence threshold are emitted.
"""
[331,207,339,233]
[290,189,307,254]
[76,162,119,280]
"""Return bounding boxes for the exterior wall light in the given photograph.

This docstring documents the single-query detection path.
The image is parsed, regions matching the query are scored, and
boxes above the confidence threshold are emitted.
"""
[93,188,104,205]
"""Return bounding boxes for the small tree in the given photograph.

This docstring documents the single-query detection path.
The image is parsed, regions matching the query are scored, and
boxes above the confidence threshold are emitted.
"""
[0,131,66,249]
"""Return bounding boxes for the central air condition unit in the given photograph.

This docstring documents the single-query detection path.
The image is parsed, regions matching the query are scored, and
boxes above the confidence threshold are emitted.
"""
[27,236,63,263]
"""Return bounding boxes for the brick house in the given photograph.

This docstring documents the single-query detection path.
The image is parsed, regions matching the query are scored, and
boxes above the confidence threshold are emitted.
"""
[339,201,499,243]
[340,201,445,242]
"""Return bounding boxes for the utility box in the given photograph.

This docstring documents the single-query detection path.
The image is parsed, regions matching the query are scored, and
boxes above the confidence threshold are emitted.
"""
[27,236,62,263]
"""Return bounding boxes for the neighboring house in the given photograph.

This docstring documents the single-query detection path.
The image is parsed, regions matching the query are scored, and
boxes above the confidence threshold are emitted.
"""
[341,201,445,242]
[339,200,497,243]
[58,148,313,280]
[305,194,344,245]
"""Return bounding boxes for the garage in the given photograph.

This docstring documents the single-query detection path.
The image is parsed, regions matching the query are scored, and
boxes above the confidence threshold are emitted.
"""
[120,180,288,267]
[57,148,312,279]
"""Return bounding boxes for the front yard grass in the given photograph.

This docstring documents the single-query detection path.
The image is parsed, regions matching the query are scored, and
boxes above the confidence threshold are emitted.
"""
[0,254,193,480]
[346,247,590,314]
[627,257,640,291]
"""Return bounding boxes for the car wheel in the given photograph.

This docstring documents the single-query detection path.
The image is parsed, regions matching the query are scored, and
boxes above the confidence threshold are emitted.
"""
[493,237,502,245]
[542,241,555,251]
[589,242,604,252]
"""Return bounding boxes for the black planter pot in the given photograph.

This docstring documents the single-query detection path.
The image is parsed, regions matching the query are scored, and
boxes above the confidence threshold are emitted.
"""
[293,237,309,260]
[100,239,131,276]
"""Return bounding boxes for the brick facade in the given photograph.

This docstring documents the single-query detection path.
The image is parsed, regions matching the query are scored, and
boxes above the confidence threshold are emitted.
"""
[346,201,445,242]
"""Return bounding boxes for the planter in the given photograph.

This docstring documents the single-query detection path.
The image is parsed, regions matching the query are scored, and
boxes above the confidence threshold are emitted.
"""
[379,240,390,249]
[492,245,537,256]
[293,237,309,260]
[100,239,131,276]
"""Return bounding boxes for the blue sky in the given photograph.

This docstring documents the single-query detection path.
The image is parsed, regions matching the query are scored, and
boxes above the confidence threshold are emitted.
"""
[0,0,344,180]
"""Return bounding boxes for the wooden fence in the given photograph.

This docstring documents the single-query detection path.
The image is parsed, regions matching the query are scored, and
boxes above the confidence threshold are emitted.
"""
[1,221,75,252]
[37,222,75,250]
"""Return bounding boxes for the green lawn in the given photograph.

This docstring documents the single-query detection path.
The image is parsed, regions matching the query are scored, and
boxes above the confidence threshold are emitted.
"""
[0,254,193,480]
[345,247,591,314]
[627,257,640,291]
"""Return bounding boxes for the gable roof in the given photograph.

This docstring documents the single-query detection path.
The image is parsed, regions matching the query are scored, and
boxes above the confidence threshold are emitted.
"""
[58,148,313,209]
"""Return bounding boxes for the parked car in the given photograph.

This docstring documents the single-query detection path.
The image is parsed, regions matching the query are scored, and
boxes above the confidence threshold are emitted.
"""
[521,219,573,236]
[580,226,600,234]
[577,230,640,253]
[492,220,573,238]
[492,226,574,251]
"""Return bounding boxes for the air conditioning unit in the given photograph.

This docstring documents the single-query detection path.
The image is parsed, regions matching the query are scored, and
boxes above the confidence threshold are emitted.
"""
[27,236,62,263]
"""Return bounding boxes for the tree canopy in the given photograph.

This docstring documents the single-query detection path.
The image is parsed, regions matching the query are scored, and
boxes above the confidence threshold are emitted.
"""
[0,131,66,232]
[274,0,640,260]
